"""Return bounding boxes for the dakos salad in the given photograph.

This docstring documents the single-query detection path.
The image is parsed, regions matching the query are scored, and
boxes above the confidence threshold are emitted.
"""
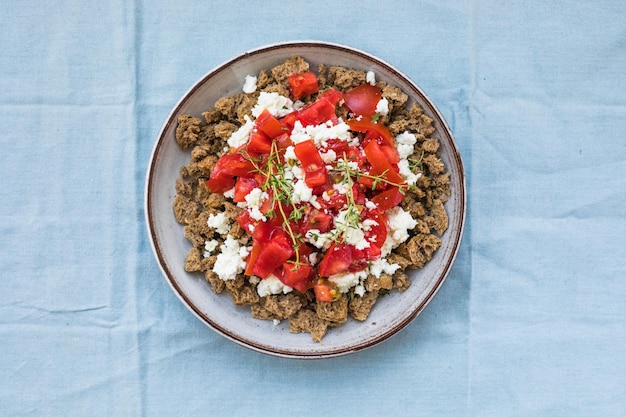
[173,57,450,341]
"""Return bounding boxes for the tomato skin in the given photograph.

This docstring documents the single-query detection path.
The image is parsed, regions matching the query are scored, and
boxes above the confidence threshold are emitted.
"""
[343,84,382,117]
[247,129,272,154]
[206,172,235,193]
[363,208,388,249]
[371,186,405,211]
[251,232,295,279]
[347,117,394,147]
[363,140,405,186]
[244,240,263,276]
[294,140,329,188]
[256,109,289,138]
[317,243,353,277]
[301,209,333,234]
[313,278,340,302]
[280,262,313,292]
[233,177,258,203]
[288,71,320,100]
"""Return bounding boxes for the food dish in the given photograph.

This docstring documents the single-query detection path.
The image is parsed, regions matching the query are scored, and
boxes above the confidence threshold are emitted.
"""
[145,41,466,358]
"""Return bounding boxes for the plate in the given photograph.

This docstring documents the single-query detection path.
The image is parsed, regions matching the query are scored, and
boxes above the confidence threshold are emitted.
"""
[145,41,466,358]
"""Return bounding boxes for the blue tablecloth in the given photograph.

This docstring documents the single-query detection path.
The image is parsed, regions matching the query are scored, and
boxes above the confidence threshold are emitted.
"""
[2,1,625,415]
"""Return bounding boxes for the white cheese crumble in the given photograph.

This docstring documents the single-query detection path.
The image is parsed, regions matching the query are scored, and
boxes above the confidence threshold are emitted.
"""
[320,149,337,164]
[398,159,422,186]
[223,187,235,199]
[329,269,368,293]
[396,131,417,159]
[375,97,389,115]
[207,212,231,235]
[369,257,401,278]
[244,188,269,221]
[227,115,254,148]
[213,235,249,280]
[251,92,294,118]
[381,206,418,255]
[289,120,352,147]
[283,145,298,163]
[203,239,219,258]
[242,75,258,93]
[305,229,333,250]
[256,274,293,297]
[291,180,314,204]
[366,70,376,85]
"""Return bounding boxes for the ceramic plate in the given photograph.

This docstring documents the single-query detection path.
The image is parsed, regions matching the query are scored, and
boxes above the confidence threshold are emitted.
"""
[145,41,466,358]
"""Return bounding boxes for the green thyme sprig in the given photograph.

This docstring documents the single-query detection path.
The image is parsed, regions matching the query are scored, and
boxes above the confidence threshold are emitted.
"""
[243,142,305,264]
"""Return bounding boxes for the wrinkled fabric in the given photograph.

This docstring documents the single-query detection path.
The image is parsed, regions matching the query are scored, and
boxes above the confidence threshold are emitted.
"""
[1,1,625,416]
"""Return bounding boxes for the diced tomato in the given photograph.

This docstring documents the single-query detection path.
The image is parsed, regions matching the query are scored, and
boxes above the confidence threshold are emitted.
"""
[251,232,295,279]
[244,240,263,276]
[296,98,337,126]
[280,112,298,129]
[343,84,382,117]
[380,144,400,164]
[363,140,405,186]
[360,128,399,164]
[205,172,235,193]
[325,138,349,155]
[317,243,352,277]
[348,247,369,272]
[371,186,405,211]
[318,88,344,106]
[317,189,347,211]
[214,152,256,178]
[236,208,257,235]
[251,215,282,242]
[301,209,333,233]
[294,140,329,188]
[233,177,258,203]
[347,117,394,147]
[288,71,319,100]
[247,129,272,154]
[255,109,289,138]
[345,145,366,167]
[274,132,293,149]
[313,278,340,302]
[280,261,313,289]
[363,208,388,250]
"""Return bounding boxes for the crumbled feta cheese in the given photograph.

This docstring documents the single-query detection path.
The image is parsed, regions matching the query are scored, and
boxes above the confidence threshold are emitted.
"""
[203,239,219,258]
[321,149,337,163]
[366,71,376,85]
[375,97,389,115]
[223,187,235,199]
[332,182,350,195]
[227,115,254,148]
[251,92,294,118]
[290,120,352,147]
[256,274,293,297]
[283,145,298,163]
[242,75,258,93]
[333,209,370,250]
[396,131,417,159]
[273,319,281,326]
[329,269,368,293]
[207,212,231,235]
[291,180,314,204]
[382,206,418,255]
[369,257,401,278]
[365,200,377,210]
[305,229,333,249]
[213,235,248,280]
[398,159,422,186]
[244,188,269,221]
